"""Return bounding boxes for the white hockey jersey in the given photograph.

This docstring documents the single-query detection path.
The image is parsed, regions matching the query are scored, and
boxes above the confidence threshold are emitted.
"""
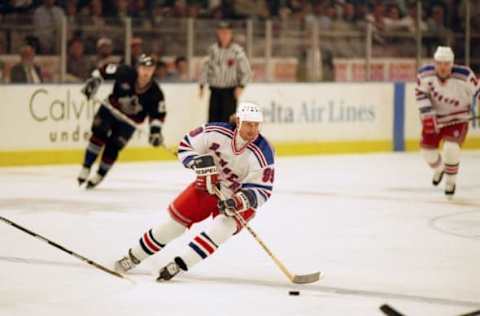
[177,122,275,209]
[416,64,479,125]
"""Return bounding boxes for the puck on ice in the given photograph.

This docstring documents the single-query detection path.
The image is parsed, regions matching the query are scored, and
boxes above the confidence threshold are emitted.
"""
[288,291,300,296]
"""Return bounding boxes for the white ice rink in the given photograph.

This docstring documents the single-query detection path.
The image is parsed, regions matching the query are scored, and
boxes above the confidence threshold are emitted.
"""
[1,152,479,316]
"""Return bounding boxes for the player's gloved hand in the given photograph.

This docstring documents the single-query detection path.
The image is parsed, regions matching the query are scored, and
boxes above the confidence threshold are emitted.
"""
[218,190,256,217]
[193,155,218,194]
[149,125,164,147]
[422,114,438,134]
[81,77,102,101]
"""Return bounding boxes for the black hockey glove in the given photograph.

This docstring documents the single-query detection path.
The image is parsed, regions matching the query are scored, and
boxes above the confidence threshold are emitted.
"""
[218,190,257,217]
[149,125,164,147]
[81,77,102,100]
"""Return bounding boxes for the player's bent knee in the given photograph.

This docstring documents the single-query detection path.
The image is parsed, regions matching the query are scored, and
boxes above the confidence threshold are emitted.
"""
[206,215,237,245]
[420,148,440,164]
[112,136,129,150]
[443,141,461,163]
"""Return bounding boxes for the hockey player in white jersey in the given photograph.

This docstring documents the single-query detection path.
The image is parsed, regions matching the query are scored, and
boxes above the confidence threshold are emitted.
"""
[114,102,275,281]
[416,46,479,197]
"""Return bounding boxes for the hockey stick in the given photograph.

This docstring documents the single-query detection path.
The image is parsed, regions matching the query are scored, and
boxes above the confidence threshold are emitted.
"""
[213,187,322,284]
[438,115,480,128]
[0,216,125,280]
[94,98,177,157]
[379,304,405,316]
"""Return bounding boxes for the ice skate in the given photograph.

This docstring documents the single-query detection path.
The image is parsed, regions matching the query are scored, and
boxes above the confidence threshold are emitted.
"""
[445,182,456,199]
[157,257,187,282]
[432,169,444,186]
[86,174,104,189]
[77,167,90,186]
[114,249,140,273]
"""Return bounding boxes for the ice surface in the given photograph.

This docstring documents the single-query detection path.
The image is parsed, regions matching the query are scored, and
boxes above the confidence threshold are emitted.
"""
[1,152,480,316]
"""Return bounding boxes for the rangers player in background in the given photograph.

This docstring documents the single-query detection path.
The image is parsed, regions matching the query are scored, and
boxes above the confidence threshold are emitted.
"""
[416,46,479,197]
[114,102,274,281]
[78,54,166,189]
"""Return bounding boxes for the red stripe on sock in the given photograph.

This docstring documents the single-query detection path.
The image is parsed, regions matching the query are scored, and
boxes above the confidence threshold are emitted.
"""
[143,232,161,252]
[194,236,215,254]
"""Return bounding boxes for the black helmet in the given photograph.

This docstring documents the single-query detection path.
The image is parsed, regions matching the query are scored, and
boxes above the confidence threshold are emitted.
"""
[137,54,155,67]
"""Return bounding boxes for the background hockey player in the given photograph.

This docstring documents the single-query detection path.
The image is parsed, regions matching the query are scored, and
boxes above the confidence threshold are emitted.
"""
[416,46,479,197]
[114,102,274,281]
[78,54,167,189]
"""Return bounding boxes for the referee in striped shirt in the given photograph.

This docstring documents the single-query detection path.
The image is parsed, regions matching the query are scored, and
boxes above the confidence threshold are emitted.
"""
[199,21,252,123]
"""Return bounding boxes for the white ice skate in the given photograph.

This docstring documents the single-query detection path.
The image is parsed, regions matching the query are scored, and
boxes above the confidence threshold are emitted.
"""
[445,182,456,199]
[114,250,140,273]
[432,169,444,186]
[77,167,90,186]
[157,256,190,282]
[86,174,104,189]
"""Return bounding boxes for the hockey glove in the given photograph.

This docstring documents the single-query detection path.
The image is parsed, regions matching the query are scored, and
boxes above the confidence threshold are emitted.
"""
[422,114,438,134]
[193,155,219,194]
[81,77,102,101]
[218,190,257,217]
[149,125,164,147]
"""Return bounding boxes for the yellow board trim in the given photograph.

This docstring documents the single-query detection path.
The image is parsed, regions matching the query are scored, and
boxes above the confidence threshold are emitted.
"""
[405,137,480,151]
[0,140,393,167]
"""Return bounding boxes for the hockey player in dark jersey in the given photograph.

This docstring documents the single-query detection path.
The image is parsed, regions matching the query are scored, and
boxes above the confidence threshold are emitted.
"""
[78,54,167,189]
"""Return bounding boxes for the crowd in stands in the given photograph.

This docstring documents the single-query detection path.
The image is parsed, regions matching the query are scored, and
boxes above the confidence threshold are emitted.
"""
[1,0,476,32]
[0,0,478,82]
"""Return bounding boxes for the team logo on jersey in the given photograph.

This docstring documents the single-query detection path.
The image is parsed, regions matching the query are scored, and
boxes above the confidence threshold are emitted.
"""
[118,95,142,115]
[121,83,131,90]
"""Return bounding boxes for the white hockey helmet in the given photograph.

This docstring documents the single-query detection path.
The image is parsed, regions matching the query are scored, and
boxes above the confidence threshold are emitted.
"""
[434,46,454,63]
[236,102,263,123]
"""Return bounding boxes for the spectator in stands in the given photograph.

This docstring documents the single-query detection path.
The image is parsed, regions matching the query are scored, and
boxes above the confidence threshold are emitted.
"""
[119,37,144,66]
[427,5,448,33]
[94,37,116,69]
[86,0,106,29]
[426,4,451,55]
[384,4,404,31]
[33,0,65,54]
[113,0,129,19]
[459,0,480,32]
[10,45,43,83]
[168,56,191,82]
[0,59,5,83]
[366,2,386,32]
[398,3,427,33]
[65,0,77,21]
[155,60,169,81]
[67,38,92,81]
[130,37,143,65]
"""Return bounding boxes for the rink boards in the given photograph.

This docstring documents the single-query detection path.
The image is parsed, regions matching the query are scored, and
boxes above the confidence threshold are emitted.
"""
[0,82,479,166]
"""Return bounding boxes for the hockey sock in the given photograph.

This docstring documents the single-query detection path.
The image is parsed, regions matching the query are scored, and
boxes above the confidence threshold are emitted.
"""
[179,215,237,269]
[420,148,443,171]
[83,137,104,168]
[443,141,460,184]
[130,218,186,261]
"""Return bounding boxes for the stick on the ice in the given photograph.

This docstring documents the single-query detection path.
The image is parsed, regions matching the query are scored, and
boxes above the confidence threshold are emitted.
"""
[213,187,322,284]
[458,310,480,316]
[0,216,126,280]
[95,98,177,157]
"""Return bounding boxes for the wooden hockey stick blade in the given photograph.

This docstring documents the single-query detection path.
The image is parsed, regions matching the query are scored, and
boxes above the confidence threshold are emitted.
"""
[292,271,323,284]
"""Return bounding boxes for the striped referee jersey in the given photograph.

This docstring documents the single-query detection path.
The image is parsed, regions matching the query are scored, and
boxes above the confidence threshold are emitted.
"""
[199,42,252,88]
